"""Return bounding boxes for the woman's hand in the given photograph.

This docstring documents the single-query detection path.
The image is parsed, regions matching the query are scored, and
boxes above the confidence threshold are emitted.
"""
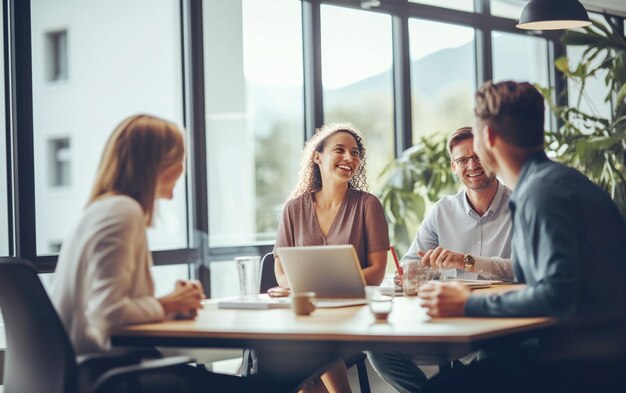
[158,280,205,319]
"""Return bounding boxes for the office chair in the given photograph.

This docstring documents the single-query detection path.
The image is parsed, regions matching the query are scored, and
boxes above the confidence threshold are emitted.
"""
[243,252,371,393]
[0,257,193,393]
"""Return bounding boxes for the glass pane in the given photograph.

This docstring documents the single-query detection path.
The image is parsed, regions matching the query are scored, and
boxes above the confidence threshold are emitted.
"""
[0,3,7,256]
[31,0,186,254]
[492,31,550,130]
[152,264,190,297]
[490,0,525,20]
[204,0,304,246]
[492,32,549,85]
[409,19,476,138]
[409,0,474,12]
[321,5,394,193]
[566,46,612,123]
[565,13,615,132]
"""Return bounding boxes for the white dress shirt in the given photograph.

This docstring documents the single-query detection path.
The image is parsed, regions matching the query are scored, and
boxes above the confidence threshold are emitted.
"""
[403,181,513,280]
[51,195,165,355]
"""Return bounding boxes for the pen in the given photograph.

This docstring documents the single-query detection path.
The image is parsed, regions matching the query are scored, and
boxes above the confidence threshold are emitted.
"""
[390,246,403,280]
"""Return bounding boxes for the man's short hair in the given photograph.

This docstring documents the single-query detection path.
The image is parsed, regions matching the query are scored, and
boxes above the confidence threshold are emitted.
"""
[474,80,544,148]
[447,127,473,158]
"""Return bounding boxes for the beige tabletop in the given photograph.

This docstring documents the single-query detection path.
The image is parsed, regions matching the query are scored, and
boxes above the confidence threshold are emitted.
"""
[111,285,555,389]
[112,285,554,351]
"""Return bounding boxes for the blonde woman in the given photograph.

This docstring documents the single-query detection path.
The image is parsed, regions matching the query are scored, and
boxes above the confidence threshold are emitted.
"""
[51,114,261,392]
[274,123,390,393]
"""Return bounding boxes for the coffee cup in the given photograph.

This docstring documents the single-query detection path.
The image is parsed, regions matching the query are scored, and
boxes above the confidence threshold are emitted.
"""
[291,292,316,316]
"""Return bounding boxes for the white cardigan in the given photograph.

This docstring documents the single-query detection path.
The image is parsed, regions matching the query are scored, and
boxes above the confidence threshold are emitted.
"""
[51,195,165,355]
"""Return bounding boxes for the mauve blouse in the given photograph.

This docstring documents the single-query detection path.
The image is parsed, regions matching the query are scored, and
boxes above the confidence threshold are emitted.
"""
[273,188,390,268]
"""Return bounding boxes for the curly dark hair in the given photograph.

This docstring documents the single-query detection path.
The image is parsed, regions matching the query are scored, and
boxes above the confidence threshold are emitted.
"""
[290,122,368,199]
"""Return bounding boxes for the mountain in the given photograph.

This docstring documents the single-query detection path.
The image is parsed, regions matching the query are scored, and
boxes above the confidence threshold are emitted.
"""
[248,33,534,134]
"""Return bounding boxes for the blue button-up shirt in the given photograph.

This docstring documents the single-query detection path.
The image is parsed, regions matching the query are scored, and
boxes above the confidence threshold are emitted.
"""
[466,152,626,357]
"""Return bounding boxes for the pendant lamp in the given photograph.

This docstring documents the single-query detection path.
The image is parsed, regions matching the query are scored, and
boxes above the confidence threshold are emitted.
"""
[517,0,592,30]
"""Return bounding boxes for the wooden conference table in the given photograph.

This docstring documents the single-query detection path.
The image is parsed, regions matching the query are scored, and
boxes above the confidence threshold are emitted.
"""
[111,286,556,391]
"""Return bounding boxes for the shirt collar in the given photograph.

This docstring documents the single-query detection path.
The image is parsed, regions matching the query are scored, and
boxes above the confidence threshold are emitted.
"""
[462,180,506,217]
[510,150,549,205]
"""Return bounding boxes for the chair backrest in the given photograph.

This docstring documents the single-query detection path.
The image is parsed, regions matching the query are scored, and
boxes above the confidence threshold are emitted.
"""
[259,253,278,293]
[0,257,78,393]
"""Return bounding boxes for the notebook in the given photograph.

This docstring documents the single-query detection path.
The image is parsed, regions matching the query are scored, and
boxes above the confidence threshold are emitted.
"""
[216,296,291,310]
[428,279,503,289]
[276,245,367,308]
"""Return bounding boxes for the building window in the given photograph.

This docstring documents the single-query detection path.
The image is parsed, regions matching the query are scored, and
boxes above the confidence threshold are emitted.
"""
[46,30,68,82]
[48,137,71,187]
[49,241,63,253]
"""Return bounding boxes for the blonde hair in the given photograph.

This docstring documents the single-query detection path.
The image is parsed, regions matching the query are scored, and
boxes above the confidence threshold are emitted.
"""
[87,114,184,224]
[290,122,368,199]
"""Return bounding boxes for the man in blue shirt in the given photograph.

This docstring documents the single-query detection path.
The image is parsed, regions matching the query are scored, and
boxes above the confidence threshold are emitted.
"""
[418,80,626,392]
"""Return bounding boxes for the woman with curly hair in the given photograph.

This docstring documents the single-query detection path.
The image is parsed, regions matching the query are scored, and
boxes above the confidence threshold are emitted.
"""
[273,123,390,393]
[274,122,389,287]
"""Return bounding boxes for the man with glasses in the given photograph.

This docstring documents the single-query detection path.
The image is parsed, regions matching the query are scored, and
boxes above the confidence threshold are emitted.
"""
[368,127,514,393]
[403,126,513,280]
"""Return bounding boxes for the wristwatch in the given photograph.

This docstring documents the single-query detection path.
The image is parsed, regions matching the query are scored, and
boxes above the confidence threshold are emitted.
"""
[463,254,476,272]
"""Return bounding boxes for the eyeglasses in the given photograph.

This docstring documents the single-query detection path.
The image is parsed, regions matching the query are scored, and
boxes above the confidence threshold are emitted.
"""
[453,155,480,167]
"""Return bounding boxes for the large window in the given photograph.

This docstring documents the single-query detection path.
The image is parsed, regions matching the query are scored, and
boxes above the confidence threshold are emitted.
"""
[31,0,186,255]
[3,0,624,278]
[203,0,304,247]
[409,19,476,139]
[321,5,394,192]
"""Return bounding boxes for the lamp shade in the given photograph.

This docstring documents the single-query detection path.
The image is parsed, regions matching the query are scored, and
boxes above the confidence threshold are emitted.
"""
[517,0,592,30]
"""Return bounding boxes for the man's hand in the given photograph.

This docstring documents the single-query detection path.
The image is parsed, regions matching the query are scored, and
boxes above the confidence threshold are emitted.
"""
[158,280,205,319]
[422,246,465,270]
[418,282,470,317]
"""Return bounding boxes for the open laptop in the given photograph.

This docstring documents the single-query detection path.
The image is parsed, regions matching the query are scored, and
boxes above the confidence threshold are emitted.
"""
[276,245,367,308]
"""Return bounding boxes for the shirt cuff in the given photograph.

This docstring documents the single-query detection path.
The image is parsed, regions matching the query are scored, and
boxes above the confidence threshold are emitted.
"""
[474,256,492,276]
[464,293,487,316]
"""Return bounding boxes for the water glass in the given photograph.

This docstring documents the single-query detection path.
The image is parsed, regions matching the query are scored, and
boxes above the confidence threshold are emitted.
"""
[236,256,260,299]
[365,286,394,321]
